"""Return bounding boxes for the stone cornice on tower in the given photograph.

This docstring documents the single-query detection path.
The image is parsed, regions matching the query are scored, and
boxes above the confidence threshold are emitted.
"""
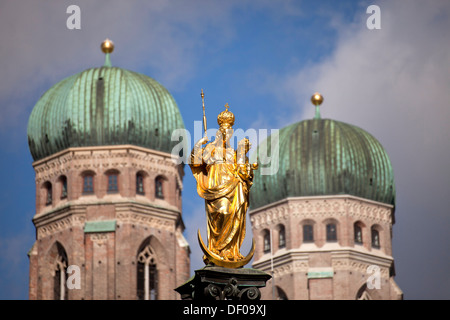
[253,248,393,278]
[32,143,185,236]
[250,195,394,229]
[33,200,181,239]
[32,145,183,187]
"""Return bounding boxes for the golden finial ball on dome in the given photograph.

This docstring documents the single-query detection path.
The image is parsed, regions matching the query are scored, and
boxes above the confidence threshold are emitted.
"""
[101,39,114,54]
[311,92,324,106]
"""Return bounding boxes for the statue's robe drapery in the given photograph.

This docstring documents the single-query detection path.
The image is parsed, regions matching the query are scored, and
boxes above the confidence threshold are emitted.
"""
[190,143,252,261]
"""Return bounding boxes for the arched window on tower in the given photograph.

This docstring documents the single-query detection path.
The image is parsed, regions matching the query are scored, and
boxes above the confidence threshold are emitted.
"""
[53,243,68,300]
[137,245,158,300]
[106,171,119,193]
[371,226,381,249]
[303,223,314,243]
[356,284,372,300]
[136,172,145,195]
[278,225,286,249]
[44,182,53,206]
[176,182,182,203]
[326,223,337,242]
[82,172,94,194]
[354,223,363,245]
[263,229,271,254]
[60,176,68,199]
[155,176,165,199]
[276,286,288,300]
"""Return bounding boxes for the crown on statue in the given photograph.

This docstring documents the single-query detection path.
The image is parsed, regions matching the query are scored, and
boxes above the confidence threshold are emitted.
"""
[217,103,235,129]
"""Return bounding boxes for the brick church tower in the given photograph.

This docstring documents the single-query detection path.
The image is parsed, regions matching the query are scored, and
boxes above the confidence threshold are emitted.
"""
[27,40,190,300]
[249,94,403,300]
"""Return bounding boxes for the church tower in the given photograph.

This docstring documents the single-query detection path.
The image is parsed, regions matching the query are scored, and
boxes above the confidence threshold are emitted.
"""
[249,94,403,300]
[27,40,190,300]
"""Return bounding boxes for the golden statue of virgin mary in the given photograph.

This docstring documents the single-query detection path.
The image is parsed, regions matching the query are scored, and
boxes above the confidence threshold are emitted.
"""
[190,103,258,268]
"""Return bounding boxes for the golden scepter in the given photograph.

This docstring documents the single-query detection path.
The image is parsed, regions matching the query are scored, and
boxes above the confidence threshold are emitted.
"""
[201,89,207,139]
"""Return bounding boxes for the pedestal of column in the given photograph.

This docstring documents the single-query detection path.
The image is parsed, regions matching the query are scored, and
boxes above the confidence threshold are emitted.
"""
[175,264,271,301]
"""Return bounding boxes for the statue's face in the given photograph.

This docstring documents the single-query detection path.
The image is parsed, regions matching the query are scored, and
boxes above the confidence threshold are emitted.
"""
[216,128,233,144]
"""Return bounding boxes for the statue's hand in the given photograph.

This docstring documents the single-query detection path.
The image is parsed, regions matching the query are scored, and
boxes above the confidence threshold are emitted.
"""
[197,136,209,145]
[194,136,209,150]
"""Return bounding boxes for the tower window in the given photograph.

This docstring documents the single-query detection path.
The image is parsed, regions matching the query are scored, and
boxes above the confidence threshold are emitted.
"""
[107,174,118,193]
[371,227,380,249]
[276,286,288,300]
[176,184,182,200]
[137,245,158,300]
[354,224,363,245]
[155,177,164,199]
[303,224,314,243]
[53,243,68,300]
[356,284,372,300]
[326,223,337,242]
[45,182,52,205]
[263,230,271,253]
[278,225,286,249]
[60,176,68,199]
[136,173,145,195]
[83,175,94,194]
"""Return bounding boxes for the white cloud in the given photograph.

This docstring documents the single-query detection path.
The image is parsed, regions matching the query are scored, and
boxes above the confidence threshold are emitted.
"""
[0,0,237,131]
[284,1,450,143]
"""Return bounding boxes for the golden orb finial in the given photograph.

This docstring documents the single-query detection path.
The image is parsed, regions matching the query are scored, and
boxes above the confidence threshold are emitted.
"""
[101,39,114,54]
[311,92,324,119]
[311,92,324,106]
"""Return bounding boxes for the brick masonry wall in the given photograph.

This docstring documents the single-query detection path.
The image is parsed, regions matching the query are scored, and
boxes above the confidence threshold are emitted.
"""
[250,195,402,300]
[29,145,190,300]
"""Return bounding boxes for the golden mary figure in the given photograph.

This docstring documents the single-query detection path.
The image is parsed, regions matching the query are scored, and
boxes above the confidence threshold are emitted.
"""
[190,98,258,268]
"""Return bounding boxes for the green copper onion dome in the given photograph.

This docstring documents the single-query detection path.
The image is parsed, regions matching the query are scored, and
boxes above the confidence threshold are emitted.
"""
[250,94,395,209]
[27,40,185,161]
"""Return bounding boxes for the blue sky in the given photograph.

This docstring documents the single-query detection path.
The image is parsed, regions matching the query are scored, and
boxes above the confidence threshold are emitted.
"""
[0,0,449,299]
